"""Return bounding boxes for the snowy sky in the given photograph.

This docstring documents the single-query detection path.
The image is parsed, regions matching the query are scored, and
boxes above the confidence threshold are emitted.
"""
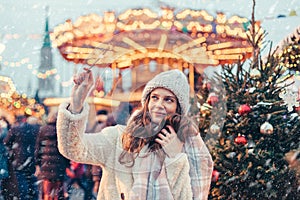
[0,0,299,96]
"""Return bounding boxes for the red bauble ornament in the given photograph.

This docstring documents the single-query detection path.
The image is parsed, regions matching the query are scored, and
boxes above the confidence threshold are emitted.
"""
[234,135,247,145]
[238,104,251,115]
[212,169,220,182]
[207,93,219,106]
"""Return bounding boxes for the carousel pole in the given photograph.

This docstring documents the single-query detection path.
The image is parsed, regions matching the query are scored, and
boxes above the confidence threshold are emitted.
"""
[189,63,195,96]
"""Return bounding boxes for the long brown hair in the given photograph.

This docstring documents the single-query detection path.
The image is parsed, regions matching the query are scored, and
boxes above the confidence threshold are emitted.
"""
[118,93,197,167]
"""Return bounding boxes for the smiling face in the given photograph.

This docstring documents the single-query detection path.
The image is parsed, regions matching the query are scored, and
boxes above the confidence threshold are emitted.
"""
[148,88,178,124]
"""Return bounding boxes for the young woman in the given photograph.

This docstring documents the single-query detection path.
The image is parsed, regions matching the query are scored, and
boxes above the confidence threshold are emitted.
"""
[57,69,213,200]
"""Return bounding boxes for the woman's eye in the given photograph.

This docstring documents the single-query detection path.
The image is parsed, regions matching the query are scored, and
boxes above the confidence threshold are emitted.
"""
[165,97,175,103]
[151,95,158,100]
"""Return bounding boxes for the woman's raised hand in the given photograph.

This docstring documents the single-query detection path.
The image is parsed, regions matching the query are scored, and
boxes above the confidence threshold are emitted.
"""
[68,68,94,114]
[155,125,183,158]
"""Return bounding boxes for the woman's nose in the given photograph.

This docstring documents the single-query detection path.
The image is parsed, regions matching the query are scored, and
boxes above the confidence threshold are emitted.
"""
[155,98,164,108]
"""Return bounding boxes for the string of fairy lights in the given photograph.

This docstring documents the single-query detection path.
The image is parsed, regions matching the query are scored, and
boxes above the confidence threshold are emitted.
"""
[0,55,56,79]
[0,54,74,89]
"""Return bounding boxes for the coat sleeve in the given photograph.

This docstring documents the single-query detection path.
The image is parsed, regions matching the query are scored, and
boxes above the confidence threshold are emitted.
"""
[184,134,214,200]
[56,102,119,166]
[164,153,193,199]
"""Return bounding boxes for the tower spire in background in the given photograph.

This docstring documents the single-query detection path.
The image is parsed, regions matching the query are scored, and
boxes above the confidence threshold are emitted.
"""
[43,5,51,48]
[37,5,56,100]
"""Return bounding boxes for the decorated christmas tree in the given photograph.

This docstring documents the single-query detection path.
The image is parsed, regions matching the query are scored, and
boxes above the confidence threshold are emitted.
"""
[196,0,300,199]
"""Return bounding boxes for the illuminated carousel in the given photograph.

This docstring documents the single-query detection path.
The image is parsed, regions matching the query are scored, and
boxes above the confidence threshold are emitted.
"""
[51,7,259,102]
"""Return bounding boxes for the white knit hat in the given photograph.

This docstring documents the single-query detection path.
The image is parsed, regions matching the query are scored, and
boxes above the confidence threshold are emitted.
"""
[141,69,190,115]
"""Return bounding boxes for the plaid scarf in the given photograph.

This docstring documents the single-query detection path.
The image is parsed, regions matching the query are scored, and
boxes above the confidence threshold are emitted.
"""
[129,146,174,200]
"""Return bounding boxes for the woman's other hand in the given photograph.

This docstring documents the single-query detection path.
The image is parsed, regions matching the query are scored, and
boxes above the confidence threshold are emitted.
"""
[155,125,183,158]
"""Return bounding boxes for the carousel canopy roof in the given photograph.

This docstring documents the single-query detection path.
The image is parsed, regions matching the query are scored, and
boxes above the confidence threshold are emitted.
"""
[51,7,258,72]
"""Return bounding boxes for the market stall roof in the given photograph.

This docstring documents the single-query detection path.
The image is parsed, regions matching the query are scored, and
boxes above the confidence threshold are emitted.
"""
[0,75,46,119]
[51,7,257,72]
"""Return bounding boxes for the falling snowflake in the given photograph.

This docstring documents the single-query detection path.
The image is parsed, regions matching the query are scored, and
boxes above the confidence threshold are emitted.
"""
[279,89,299,112]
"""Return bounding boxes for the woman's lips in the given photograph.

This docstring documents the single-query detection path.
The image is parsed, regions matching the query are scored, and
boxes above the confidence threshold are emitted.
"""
[153,112,166,117]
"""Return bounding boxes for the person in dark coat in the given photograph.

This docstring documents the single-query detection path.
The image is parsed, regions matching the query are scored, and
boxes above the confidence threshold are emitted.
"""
[4,114,40,200]
[35,110,70,200]
[0,116,20,200]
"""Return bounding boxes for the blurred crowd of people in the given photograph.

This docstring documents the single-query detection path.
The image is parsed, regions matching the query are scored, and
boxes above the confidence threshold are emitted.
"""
[0,102,133,200]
